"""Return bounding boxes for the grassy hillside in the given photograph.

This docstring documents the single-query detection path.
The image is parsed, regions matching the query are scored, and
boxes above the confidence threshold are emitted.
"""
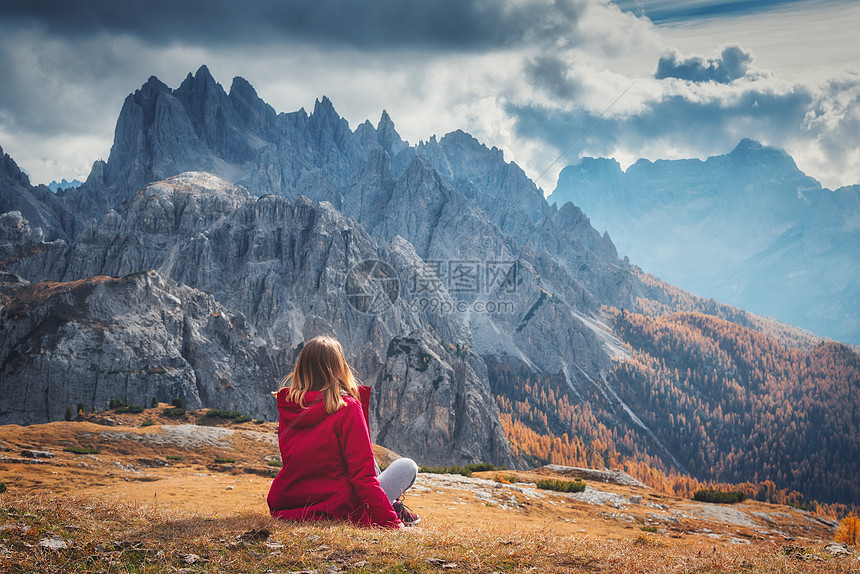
[0,410,856,572]
[1,492,856,573]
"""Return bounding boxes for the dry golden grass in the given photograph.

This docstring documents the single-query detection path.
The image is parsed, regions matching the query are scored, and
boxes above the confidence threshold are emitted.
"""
[1,412,857,573]
[0,492,856,574]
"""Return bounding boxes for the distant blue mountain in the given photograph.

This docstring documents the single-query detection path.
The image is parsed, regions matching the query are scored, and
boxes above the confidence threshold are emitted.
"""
[45,178,83,192]
[548,139,860,345]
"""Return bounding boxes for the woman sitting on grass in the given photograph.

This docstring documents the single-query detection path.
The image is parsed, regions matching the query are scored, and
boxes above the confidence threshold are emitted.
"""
[267,335,419,528]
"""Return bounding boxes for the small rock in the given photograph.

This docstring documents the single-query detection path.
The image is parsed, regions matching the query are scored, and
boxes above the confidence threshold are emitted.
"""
[238,528,271,542]
[180,553,203,564]
[442,563,458,570]
[226,485,234,490]
[21,450,54,459]
[825,542,850,555]
[38,537,68,550]
[629,496,642,504]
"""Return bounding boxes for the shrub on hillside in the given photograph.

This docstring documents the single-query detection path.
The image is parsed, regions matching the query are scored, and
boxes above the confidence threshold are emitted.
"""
[204,409,252,423]
[108,399,144,413]
[466,462,498,473]
[64,446,100,455]
[117,405,145,414]
[420,465,473,477]
[419,462,498,478]
[536,478,586,493]
[693,489,746,504]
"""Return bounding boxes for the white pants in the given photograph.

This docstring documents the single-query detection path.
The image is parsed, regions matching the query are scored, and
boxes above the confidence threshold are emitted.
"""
[376,458,418,503]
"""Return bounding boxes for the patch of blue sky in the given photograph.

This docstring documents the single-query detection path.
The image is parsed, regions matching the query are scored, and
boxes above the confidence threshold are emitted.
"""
[612,0,831,24]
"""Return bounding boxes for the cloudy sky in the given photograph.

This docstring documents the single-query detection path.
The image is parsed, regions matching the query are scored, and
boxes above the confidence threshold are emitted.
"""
[1,0,858,191]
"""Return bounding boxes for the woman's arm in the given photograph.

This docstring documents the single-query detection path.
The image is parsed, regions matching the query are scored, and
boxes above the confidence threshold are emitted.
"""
[339,400,402,528]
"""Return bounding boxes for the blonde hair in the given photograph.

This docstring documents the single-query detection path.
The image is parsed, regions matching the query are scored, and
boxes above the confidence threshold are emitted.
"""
[281,336,359,414]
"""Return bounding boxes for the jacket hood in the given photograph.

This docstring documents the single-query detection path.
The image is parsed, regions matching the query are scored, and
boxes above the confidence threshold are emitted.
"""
[275,389,329,428]
[274,385,372,429]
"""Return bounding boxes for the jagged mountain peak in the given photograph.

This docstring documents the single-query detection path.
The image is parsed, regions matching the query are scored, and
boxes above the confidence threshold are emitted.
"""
[1,144,30,188]
[229,75,258,99]
[375,109,408,156]
[440,129,504,159]
[175,65,230,110]
[723,138,807,177]
[177,65,219,92]
[140,75,171,96]
[727,137,789,161]
[573,156,623,175]
[312,95,339,118]
[378,109,394,128]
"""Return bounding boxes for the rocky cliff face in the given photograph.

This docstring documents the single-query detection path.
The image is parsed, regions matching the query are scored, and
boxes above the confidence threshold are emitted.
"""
[0,269,279,425]
[1,172,514,466]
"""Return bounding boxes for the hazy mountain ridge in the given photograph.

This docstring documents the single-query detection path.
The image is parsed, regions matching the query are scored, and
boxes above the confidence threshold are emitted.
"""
[548,139,860,345]
[45,178,83,192]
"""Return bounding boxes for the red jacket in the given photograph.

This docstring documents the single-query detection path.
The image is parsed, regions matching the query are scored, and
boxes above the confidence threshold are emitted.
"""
[266,385,401,528]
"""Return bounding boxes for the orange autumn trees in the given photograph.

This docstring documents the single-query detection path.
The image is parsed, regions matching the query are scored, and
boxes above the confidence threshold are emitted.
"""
[605,309,860,506]
[486,307,860,511]
[836,513,859,545]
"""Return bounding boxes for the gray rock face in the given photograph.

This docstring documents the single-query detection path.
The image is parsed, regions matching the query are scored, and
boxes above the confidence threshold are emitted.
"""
[0,270,279,425]
[2,172,508,465]
[418,129,551,225]
[376,334,514,467]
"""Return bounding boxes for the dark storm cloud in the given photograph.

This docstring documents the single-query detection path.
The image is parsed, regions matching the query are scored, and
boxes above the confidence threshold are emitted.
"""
[525,56,585,100]
[655,45,754,83]
[0,30,159,136]
[508,81,815,167]
[3,0,591,50]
